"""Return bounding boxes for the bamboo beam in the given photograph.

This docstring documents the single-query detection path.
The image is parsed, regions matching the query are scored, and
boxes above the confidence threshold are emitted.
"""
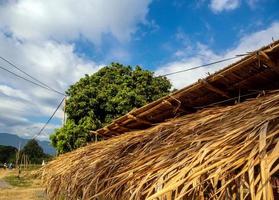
[167,96,183,114]
[199,79,230,98]
[259,51,279,74]
[114,122,132,132]
[102,126,120,136]
[164,96,196,113]
[127,113,152,126]
[231,70,275,90]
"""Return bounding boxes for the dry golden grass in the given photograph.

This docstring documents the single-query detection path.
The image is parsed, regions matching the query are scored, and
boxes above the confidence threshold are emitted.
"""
[0,169,46,200]
[43,91,279,200]
[0,188,46,200]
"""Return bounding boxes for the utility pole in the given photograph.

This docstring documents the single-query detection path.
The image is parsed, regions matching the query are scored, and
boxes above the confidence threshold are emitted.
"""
[16,142,21,178]
[63,97,67,125]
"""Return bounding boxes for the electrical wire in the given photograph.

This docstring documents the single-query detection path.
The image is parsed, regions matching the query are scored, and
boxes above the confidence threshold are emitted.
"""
[0,56,66,96]
[158,54,248,77]
[0,65,66,96]
[33,97,65,139]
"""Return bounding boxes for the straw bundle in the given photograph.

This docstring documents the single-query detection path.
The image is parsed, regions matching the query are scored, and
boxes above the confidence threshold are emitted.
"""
[43,91,279,200]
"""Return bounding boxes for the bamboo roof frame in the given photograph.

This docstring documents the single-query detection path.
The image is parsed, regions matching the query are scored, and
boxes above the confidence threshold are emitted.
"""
[94,40,279,138]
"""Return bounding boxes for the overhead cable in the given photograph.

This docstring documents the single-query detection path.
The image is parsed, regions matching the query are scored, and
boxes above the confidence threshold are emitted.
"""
[0,65,66,96]
[33,97,66,139]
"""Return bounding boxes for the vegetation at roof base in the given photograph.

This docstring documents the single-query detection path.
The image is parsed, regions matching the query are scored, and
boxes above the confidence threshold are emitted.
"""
[50,63,172,154]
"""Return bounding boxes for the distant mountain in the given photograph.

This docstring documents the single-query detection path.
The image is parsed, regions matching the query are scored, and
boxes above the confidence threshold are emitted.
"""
[0,133,56,155]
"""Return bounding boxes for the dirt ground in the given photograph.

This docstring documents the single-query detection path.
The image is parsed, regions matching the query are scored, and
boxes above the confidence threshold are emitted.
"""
[0,169,47,200]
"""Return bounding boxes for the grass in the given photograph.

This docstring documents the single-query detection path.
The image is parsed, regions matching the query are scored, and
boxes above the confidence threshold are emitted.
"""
[0,187,46,200]
[3,175,32,187]
[0,169,47,200]
[19,164,42,171]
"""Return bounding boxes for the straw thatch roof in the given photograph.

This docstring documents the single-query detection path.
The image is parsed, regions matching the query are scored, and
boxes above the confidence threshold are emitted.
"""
[43,90,279,199]
[94,40,279,139]
[43,41,279,199]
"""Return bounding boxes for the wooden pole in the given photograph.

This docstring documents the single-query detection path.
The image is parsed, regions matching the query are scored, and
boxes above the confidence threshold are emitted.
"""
[63,98,67,125]
[16,142,21,178]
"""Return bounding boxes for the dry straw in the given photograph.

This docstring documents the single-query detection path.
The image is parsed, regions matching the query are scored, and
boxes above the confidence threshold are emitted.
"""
[43,91,279,200]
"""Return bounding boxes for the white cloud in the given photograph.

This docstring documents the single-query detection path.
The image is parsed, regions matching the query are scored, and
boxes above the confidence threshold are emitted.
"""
[0,85,30,101]
[225,22,279,56]
[247,0,260,8]
[0,0,151,44]
[0,115,29,127]
[0,96,31,116]
[0,0,152,140]
[209,0,264,12]
[0,33,101,139]
[156,22,279,89]
[12,123,60,141]
[209,0,240,12]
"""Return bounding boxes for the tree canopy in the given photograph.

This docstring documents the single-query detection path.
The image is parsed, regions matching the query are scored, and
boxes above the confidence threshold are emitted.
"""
[50,63,172,154]
[0,145,17,163]
[22,139,45,164]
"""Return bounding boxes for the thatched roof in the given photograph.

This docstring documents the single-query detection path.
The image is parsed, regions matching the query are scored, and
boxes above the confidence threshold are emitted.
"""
[43,41,279,199]
[94,40,279,138]
[43,90,279,199]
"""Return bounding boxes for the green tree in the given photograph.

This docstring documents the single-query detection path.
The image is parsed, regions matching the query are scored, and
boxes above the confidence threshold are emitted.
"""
[0,145,17,163]
[22,139,45,164]
[50,63,172,154]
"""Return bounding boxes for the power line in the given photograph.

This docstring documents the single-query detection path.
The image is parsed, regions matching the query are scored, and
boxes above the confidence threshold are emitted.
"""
[0,64,66,139]
[158,54,247,77]
[0,56,66,96]
[0,65,66,96]
[33,97,65,139]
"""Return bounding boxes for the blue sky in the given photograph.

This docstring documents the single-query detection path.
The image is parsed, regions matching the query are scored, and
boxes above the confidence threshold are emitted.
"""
[0,0,278,140]
[74,0,279,67]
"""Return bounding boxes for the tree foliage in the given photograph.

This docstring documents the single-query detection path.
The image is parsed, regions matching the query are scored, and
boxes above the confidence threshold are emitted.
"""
[50,63,172,154]
[22,139,45,164]
[0,145,17,163]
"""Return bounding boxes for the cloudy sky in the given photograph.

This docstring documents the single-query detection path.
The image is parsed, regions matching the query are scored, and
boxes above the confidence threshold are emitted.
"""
[0,0,278,140]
